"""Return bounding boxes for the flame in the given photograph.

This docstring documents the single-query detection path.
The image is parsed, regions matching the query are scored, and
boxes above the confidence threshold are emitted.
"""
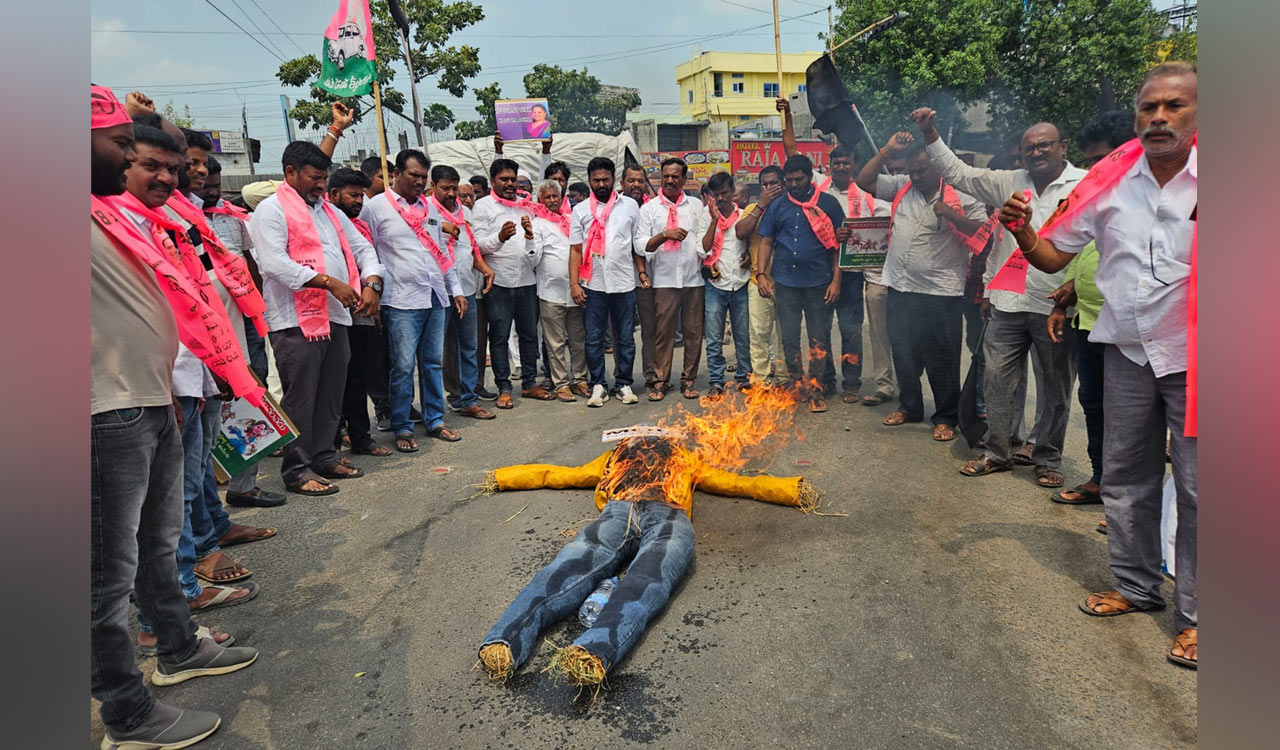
[841,353,859,366]
[597,379,804,506]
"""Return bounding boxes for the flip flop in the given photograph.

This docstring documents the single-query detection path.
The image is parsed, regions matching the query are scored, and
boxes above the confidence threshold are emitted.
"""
[1079,589,1164,617]
[496,392,515,409]
[1012,444,1035,465]
[933,424,956,442]
[1035,468,1065,488]
[193,551,251,584]
[350,443,392,456]
[189,582,259,613]
[394,433,419,453]
[427,425,462,442]
[842,392,859,404]
[218,524,277,547]
[959,455,1012,477]
[1052,484,1102,504]
[286,480,339,496]
[319,465,364,480]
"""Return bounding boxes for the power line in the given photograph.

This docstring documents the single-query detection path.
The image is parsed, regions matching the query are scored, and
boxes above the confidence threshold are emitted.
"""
[200,0,284,62]
[228,0,287,59]
[248,0,307,55]
[91,27,820,40]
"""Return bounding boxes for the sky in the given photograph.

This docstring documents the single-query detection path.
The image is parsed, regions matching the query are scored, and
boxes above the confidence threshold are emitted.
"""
[90,0,832,168]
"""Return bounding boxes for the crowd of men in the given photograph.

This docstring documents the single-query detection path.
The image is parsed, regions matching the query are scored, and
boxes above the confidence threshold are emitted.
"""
[90,60,1197,748]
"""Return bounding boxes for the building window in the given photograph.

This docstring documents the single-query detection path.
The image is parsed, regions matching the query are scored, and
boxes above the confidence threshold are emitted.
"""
[798,84,807,92]
[688,90,693,103]
[732,73,744,79]
[713,72,723,98]
[732,82,744,94]
[740,115,750,121]
[763,82,779,98]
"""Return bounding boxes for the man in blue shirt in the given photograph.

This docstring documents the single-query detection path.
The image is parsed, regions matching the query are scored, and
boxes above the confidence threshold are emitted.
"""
[755,154,849,412]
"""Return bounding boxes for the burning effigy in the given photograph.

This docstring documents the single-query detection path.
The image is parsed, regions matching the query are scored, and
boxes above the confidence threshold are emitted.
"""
[475,384,819,689]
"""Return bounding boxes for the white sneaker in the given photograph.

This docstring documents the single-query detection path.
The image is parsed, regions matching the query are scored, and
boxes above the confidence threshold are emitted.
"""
[617,385,639,405]
[587,384,609,408]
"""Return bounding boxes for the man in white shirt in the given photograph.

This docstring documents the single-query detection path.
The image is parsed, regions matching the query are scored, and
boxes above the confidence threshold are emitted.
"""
[530,180,589,400]
[911,109,1087,487]
[819,144,893,403]
[360,149,469,452]
[700,172,752,396]
[620,164,658,391]
[634,158,709,400]
[855,138,988,441]
[998,63,1198,669]
[472,158,546,408]
[569,156,643,407]
[427,164,497,420]
[250,141,384,495]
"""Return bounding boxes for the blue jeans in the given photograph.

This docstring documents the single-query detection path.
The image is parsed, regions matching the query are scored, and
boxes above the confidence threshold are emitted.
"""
[826,271,864,394]
[451,295,480,408]
[585,288,636,389]
[704,284,751,387]
[482,500,695,672]
[484,284,540,392]
[384,305,449,434]
[1076,327,1106,485]
[91,406,198,730]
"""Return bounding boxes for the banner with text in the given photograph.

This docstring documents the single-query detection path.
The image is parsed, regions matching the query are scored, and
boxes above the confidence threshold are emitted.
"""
[731,140,830,174]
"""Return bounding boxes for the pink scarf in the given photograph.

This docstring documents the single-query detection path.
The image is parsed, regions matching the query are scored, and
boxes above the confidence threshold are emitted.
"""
[384,190,454,273]
[704,206,741,268]
[491,191,538,212]
[1036,135,1198,437]
[786,187,837,250]
[579,190,617,283]
[276,181,361,341]
[818,176,875,219]
[428,195,481,262]
[203,201,250,222]
[95,193,264,406]
[530,201,570,237]
[167,192,268,336]
[658,191,686,252]
[349,215,373,243]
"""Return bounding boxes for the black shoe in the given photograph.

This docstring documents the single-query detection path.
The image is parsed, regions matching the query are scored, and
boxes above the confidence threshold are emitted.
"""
[224,489,287,508]
[376,415,392,432]
[475,386,498,401]
[447,395,463,412]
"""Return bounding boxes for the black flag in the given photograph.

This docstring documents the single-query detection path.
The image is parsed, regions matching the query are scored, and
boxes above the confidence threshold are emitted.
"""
[804,55,875,164]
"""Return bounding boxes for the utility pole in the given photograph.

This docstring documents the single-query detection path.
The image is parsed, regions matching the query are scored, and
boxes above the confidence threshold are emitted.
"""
[241,104,255,176]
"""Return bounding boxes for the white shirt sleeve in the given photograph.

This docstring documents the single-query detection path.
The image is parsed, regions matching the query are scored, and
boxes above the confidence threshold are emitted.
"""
[926,139,1015,208]
[874,173,911,202]
[471,199,503,256]
[634,202,657,258]
[569,205,587,247]
[248,199,314,291]
[1043,198,1097,256]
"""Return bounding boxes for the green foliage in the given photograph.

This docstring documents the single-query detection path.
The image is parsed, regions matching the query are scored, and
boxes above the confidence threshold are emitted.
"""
[161,101,195,128]
[452,82,502,140]
[523,65,641,135]
[830,0,1184,150]
[276,0,483,132]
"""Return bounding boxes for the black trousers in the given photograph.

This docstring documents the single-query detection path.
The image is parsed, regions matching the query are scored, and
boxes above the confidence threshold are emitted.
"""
[886,289,964,425]
[336,322,389,450]
[270,325,350,486]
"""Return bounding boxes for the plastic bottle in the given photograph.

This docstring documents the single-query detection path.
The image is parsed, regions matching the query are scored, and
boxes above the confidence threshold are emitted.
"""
[577,577,620,628]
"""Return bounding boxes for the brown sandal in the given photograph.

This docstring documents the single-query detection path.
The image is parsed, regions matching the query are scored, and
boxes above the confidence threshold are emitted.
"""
[882,411,912,426]
[648,385,667,401]
[1079,589,1164,617]
[427,424,462,442]
[681,384,699,399]
[1035,468,1065,488]
[933,424,955,442]
[522,387,555,401]
[194,550,251,584]
[496,391,515,409]
[217,523,277,548]
[958,455,1012,477]
[1168,628,1197,668]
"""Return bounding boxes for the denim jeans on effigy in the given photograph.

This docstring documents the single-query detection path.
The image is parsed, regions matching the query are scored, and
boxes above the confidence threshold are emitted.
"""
[481,500,696,671]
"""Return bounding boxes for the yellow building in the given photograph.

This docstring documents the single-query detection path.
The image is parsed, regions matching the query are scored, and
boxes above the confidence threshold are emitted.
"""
[676,51,823,123]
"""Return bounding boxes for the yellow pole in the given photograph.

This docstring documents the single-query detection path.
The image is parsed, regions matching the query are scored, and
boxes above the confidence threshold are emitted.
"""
[372,79,391,190]
[773,0,784,96]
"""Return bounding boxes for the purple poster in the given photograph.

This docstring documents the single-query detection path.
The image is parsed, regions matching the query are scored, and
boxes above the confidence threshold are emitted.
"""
[495,98,552,142]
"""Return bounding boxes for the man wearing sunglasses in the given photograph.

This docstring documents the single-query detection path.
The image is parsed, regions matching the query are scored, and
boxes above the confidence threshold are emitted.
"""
[908,109,1086,492]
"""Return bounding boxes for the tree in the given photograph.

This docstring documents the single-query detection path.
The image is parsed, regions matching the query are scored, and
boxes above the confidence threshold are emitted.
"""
[523,65,641,135]
[277,0,483,134]
[452,82,502,140]
[829,0,1175,153]
[161,101,195,128]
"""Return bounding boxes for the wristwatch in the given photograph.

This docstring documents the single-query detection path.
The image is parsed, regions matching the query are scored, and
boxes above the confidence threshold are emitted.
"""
[368,279,383,295]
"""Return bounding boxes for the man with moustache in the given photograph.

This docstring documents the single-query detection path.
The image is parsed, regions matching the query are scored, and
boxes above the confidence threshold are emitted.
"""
[755,155,849,412]
[250,141,384,495]
[570,157,644,407]
[324,167,393,459]
[634,158,708,401]
[472,158,546,408]
[909,108,1086,488]
[997,63,1199,669]
[734,165,786,383]
[427,163,498,420]
[619,163,658,392]
[361,149,468,452]
[91,87,258,749]
[817,144,893,404]
[700,172,752,396]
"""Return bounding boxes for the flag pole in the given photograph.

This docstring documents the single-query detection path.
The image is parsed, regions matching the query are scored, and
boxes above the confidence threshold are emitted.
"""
[372,78,391,193]
[772,0,784,94]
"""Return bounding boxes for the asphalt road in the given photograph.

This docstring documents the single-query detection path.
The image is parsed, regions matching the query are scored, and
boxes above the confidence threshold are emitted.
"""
[91,338,1196,749]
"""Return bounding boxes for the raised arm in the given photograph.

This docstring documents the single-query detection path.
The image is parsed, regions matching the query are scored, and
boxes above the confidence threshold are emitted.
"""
[855,131,913,194]
[778,97,799,157]
[911,107,1013,208]
[695,466,816,511]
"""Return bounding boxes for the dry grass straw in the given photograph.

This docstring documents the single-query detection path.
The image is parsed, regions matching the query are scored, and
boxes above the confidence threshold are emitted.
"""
[477,643,513,683]
[796,480,820,513]
[542,644,607,701]
[501,503,529,524]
